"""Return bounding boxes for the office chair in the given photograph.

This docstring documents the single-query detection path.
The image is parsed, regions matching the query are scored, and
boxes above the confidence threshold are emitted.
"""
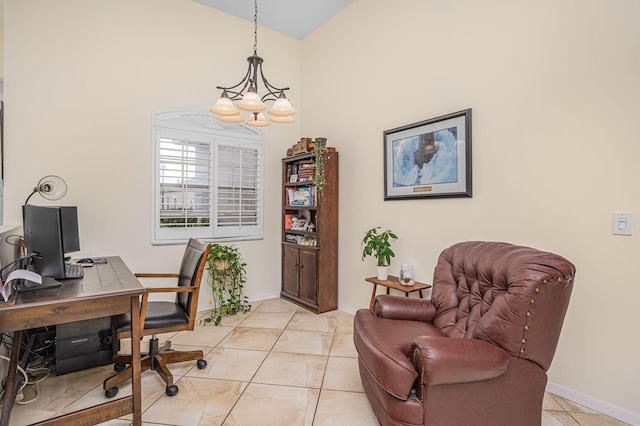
[103,238,211,397]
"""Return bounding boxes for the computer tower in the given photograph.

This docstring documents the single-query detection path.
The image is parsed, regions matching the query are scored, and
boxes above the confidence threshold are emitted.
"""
[55,316,115,375]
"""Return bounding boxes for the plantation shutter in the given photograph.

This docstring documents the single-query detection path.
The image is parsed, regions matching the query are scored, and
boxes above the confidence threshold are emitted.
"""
[213,140,263,238]
[158,136,212,229]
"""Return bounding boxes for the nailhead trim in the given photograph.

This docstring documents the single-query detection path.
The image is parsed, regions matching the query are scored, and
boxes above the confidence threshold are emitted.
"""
[519,275,574,357]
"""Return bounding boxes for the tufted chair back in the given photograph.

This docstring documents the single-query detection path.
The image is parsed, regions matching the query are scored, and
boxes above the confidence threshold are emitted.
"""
[430,241,575,371]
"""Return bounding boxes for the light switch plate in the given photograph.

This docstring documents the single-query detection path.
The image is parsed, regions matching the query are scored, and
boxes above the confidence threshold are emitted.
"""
[613,213,633,236]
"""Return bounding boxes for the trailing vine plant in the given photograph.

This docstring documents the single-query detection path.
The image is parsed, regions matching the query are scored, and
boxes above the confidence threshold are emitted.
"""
[313,138,329,195]
[201,244,251,326]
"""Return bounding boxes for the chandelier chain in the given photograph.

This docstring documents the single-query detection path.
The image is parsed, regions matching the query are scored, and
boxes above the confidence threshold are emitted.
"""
[253,0,258,55]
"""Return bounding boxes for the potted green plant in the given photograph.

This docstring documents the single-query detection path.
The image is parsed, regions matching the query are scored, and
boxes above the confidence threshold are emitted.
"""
[361,227,398,280]
[313,138,329,195]
[202,244,251,326]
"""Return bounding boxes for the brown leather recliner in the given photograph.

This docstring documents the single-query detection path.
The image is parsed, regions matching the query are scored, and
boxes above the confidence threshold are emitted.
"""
[354,241,575,426]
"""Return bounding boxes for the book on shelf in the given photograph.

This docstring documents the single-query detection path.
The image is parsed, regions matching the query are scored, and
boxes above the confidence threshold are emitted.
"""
[291,218,311,231]
[297,163,316,182]
[287,186,314,207]
[285,234,299,243]
[298,235,317,246]
[284,234,317,246]
[284,214,298,230]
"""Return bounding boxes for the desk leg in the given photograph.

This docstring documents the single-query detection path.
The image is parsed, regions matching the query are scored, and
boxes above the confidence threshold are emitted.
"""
[130,295,142,425]
[369,284,378,310]
[0,331,22,426]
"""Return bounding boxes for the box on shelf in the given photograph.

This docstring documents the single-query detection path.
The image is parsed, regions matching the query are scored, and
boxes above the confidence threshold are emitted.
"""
[292,141,310,155]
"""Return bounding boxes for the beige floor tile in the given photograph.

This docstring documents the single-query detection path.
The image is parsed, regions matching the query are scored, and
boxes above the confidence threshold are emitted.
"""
[64,372,165,419]
[321,309,356,333]
[186,347,268,382]
[322,356,364,392]
[542,410,581,425]
[544,392,567,411]
[224,383,319,426]
[553,394,600,414]
[253,352,328,388]
[170,324,235,348]
[570,412,631,426]
[222,327,282,351]
[198,309,254,327]
[272,329,333,355]
[238,310,295,329]
[20,364,113,413]
[143,377,247,426]
[314,389,378,426]
[253,297,299,313]
[8,406,58,425]
[329,332,358,357]
[287,311,331,332]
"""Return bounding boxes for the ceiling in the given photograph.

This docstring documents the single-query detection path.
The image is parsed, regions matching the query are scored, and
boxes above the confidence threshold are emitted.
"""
[193,0,353,40]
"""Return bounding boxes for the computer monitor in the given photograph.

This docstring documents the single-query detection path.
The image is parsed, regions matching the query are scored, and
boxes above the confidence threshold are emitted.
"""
[22,205,80,279]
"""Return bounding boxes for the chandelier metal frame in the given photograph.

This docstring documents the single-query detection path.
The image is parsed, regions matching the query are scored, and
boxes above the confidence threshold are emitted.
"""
[211,0,295,126]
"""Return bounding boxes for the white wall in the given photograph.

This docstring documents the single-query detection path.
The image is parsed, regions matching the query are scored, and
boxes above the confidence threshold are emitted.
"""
[300,0,640,418]
[3,0,300,307]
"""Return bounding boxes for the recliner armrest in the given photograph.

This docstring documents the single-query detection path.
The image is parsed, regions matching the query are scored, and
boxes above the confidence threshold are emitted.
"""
[373,295,437,322]
[411,336,511,388]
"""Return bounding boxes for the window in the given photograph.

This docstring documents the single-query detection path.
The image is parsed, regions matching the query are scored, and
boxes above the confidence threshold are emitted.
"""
[151,110,263,245]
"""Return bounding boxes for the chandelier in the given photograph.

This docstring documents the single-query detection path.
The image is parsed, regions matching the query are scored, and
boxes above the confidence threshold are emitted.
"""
[209,0,296,127]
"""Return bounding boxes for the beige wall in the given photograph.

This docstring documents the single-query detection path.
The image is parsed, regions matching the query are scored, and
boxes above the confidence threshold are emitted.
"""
[300,0,640,417]
[4,0,640,420]
[3,0,299,304]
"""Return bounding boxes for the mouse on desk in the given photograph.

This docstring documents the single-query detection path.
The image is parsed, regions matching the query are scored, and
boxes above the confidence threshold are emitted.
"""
[77,258,94,264]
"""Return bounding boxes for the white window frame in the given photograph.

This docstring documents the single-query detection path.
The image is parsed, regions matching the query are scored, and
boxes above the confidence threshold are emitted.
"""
[151,109,264,245]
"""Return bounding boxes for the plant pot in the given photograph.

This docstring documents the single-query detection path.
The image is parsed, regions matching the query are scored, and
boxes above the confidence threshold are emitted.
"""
[376,265,389,281]
[212,259,231,273]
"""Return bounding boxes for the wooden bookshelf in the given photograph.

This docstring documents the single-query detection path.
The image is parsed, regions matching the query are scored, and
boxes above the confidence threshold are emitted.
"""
[281,150,338,313]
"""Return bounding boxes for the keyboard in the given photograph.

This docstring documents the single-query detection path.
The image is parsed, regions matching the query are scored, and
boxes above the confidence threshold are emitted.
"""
[65,263,84,279]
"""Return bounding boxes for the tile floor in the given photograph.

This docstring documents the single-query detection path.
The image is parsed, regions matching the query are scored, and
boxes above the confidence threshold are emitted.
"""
[7,298,630,425]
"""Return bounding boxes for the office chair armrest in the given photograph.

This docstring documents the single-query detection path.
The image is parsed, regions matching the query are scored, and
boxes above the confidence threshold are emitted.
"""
[144,286,199,294]
[135,273,180,278]
[138,286,200,329]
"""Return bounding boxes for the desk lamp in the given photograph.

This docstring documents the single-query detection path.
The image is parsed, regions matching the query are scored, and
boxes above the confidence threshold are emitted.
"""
[17,175,68,271]
[24,175,67,205]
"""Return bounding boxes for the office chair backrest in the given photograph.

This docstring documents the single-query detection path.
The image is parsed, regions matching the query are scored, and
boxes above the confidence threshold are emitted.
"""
[176,238,210,319]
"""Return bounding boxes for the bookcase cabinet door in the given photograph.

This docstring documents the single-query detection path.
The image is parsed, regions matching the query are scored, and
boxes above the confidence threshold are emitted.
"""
[298,249,318,303]
[282,245,299,296]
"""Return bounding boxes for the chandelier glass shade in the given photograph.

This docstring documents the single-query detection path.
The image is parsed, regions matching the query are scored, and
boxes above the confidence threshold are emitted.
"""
[210,0,296,127]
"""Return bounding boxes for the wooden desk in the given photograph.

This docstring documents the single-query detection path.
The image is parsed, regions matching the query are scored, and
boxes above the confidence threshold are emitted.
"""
[365,276,432,310]
[0,257,144,426]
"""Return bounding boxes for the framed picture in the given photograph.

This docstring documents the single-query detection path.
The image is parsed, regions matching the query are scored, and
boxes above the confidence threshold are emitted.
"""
[384,109,472,200]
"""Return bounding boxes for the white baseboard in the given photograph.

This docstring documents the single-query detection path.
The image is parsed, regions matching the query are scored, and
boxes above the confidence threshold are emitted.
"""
[248,292,282,303]
[546,381,640,426]
[338,303,357,316]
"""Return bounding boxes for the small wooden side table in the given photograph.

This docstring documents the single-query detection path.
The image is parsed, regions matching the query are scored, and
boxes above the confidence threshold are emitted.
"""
[365,276,432,310]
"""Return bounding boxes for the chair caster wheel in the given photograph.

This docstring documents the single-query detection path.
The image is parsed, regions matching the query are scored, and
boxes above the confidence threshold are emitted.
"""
[114,363,126,372]
[197,359,207,369]
[105,387,119,398]
[166,385,179,396]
